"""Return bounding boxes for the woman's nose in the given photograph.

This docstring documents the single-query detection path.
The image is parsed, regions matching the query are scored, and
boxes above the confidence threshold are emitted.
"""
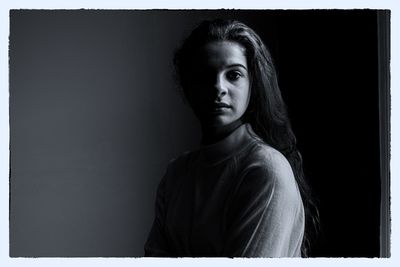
[214,75,228,99]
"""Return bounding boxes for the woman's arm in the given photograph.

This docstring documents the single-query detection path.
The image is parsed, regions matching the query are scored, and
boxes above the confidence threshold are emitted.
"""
[223,149,305,257]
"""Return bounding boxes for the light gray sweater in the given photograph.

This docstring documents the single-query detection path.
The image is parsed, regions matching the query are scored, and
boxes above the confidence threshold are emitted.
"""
[145,123,304,257]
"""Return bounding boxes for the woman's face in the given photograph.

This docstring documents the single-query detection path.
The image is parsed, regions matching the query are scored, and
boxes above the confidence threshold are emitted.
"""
[185,41,250,128]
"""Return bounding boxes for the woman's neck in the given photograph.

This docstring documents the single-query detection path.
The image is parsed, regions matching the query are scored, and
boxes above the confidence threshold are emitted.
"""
[201,120,244,145]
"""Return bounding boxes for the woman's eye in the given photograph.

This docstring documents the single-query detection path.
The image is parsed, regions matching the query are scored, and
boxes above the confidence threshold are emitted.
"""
[226,71,242,81]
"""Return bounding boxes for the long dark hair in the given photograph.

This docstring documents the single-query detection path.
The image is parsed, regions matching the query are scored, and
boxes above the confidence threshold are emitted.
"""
[174,19,319,256]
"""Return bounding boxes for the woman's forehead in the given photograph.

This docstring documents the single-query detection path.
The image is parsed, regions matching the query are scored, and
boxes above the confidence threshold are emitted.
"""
[195,41,248,69]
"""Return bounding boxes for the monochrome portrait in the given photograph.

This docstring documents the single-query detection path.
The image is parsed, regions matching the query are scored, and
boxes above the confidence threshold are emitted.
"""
[9,9,390,257]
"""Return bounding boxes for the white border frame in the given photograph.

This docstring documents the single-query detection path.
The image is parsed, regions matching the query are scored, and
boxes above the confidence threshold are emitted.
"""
[1,1,398,266]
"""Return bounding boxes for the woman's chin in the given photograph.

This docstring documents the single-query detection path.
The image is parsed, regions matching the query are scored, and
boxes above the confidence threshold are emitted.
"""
[200,116,234,129]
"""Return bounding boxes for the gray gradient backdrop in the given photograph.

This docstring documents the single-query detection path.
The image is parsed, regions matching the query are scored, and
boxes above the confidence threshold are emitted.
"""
[9,10,211,257]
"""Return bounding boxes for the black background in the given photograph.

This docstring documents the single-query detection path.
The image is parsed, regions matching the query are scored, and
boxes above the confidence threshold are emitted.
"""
[9,10,381,257]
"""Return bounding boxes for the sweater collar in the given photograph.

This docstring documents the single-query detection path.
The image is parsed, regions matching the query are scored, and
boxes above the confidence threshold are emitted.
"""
[195,123,258,165]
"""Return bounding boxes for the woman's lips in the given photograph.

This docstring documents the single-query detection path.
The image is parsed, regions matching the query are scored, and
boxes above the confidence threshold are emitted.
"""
[210,102,231,113]
[214,102,231,108]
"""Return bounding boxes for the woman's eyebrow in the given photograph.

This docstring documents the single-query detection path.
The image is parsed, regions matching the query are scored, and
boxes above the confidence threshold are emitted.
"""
[226,64,248,70]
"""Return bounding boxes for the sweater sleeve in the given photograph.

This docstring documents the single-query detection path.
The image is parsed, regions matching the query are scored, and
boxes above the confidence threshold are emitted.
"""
[223,150,305,257]
[144,168,171,257]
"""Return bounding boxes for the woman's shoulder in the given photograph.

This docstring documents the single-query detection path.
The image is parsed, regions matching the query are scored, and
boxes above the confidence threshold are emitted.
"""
[165,149,195,170]
[158,150,195,192]
[245,141,291,169]
[161,149,201,185]
[239,141,297,192]
[232,141,303,224]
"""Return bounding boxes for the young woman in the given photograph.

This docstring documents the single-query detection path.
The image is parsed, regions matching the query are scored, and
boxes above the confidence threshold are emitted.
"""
[144,19,318,257]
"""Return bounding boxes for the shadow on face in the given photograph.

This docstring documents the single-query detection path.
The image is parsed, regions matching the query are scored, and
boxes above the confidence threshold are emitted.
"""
[184,41,251,129]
